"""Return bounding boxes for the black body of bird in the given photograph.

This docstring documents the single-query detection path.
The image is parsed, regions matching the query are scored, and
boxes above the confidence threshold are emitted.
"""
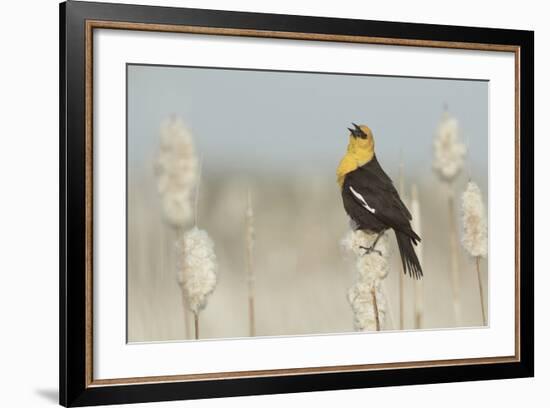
[337,123,422,279]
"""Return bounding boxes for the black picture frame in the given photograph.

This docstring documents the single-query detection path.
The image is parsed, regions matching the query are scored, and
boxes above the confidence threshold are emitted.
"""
[60,1,534,406]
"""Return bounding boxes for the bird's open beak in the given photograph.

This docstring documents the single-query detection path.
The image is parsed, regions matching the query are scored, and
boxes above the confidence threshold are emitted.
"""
[348,123,365,138]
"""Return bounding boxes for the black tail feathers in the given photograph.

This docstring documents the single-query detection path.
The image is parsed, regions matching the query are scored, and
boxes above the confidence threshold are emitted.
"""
[395,231,423,279]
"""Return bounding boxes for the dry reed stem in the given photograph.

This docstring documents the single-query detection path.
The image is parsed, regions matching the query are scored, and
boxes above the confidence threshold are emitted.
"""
[399,274,404,329]
[248,297,255,337]
[245,189,256,337]
[411,184,424,329]
[194,312,199,340]
[160,225,190,339]
[180,291,191,339]
[176,162,218,340]
[432,110,465,327]
[371,287,380,331]
[447,188,462,326]
[172,227,190,339]
[476,257,487,326]
[398,157,406,330]
[414,283,422,329]
[178,229,192,340]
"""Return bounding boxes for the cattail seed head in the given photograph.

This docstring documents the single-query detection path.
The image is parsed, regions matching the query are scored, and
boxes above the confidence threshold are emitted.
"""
[342,229,390,331]
[155,117,198,228]
[461,181,488,258]
[176,227,218,314]
[433,111,467,181]
[341,230,390,281]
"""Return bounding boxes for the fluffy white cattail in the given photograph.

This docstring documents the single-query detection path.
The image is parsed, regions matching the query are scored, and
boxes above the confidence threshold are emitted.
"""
[155,116,198,229]
[433,111,467,182]
[461,181,488,326]
[341,230,390,281]
[461,181,488,258]
[176,227,218,316]
[342,230,390,331]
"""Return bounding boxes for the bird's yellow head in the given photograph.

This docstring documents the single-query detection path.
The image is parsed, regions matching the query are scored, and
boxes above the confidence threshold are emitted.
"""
[347,123,375,158]
[336,123,376,188]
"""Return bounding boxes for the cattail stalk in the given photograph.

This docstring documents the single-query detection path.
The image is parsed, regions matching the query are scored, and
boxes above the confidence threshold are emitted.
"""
[154,116,198,339]
[194,312,199,340]
[476,257,487,326]
[245,189,256,337]
[397,157,406,330]
[411,184,424,329]
[461,181,488,326]
[342,230,390,331]
[179,291,190,339]
[176,160,218,340]
[448,188,462,325]
[433,110,466,326]
[371,287,381,331]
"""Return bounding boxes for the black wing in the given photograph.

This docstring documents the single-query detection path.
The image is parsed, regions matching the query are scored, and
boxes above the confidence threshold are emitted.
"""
[343,155,418,241]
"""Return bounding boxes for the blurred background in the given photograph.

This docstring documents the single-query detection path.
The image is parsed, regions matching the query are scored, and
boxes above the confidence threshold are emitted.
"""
[127,64,488,342]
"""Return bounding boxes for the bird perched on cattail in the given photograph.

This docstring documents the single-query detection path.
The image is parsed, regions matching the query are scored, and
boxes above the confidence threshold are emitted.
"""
[337,123,422,278]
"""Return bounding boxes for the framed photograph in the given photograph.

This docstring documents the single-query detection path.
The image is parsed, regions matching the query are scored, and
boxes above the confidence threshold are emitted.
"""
[60,1,534,406]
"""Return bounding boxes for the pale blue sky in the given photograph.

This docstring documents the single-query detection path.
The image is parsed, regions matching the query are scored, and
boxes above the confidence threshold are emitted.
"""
[127,64,487,184]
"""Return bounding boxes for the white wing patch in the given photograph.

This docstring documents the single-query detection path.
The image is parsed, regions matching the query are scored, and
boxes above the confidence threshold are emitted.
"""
[349,186,376,214]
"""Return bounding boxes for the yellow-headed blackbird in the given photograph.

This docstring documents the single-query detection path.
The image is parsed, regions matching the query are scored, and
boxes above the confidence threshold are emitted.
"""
[337,123,422,279]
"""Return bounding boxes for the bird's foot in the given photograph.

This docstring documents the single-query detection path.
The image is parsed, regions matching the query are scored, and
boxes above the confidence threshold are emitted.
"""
[359,245,382,257]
